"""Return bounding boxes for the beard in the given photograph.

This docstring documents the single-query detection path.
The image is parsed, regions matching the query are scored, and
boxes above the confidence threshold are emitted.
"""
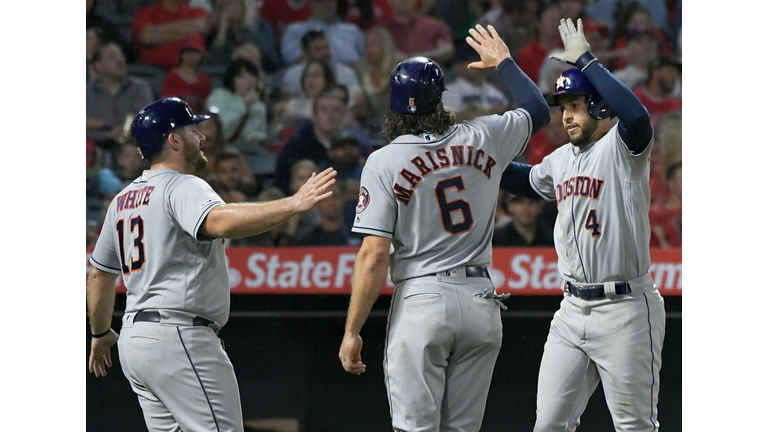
[568,116,599,147]
[181,137,208,172]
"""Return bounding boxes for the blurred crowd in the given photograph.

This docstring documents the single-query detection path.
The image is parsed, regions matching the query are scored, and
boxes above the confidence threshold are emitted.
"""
[86,0,682,249]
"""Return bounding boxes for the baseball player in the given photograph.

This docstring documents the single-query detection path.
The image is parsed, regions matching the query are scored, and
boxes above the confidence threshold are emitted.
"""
[86,97,337,432]
[338,25,549,431]
[499,19,666,431]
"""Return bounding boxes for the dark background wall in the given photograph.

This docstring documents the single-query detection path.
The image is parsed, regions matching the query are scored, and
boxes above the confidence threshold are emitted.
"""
[86,295,681,432]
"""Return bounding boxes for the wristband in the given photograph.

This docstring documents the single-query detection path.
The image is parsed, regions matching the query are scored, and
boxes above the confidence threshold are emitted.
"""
[575,51,598,72]
[91,328,112,338]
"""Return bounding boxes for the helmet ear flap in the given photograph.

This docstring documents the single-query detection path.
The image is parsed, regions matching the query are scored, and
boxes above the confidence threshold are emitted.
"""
[587,97,612,120]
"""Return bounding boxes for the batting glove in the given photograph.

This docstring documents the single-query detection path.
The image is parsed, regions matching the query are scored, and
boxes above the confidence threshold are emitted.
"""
[549,18,593,67]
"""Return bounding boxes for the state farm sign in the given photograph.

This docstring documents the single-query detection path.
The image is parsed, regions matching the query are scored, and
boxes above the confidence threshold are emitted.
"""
[86,246,681,296]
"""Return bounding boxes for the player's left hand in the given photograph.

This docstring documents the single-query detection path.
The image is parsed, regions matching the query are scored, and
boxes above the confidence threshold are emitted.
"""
[339,333,366,375]
[549,18,592,65]
[88,329,119,378]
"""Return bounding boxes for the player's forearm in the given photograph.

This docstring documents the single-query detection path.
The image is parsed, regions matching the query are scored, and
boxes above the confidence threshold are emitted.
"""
[497,58,550,134]
[86,268,119,334]
[576,52,653,151]
[344,245,389,336]
[202,199,301,239]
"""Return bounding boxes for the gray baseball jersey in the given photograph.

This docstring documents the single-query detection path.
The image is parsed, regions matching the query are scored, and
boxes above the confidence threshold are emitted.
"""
[528,123,666,431]
[352,109,533,284]
[90,169,229,325]
[530,123,653,286]
[89,168,244,431]
[353,108,532,431]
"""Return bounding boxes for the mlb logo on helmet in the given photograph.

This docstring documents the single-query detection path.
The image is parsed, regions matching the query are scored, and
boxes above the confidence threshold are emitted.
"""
[408,98,417,113]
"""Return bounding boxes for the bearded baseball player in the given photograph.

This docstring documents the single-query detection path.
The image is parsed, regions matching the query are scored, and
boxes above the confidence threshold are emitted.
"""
[499,18,666,431]
[338,25,549,431]
[86,97,337,432]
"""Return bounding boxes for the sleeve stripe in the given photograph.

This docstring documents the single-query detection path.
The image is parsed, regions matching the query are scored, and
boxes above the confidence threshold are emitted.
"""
[352,226,394,235]
[193,202,224,239]
[89,256,122,274]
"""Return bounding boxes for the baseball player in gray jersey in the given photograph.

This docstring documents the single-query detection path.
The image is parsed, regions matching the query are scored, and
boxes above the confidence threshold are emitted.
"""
[500,19,666,431]
[338,25,549,431]
[87,97,337,432]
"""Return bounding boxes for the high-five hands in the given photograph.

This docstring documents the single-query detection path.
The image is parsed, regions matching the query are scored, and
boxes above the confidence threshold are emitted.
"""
[465,24,512,70]
[549,18,592,65]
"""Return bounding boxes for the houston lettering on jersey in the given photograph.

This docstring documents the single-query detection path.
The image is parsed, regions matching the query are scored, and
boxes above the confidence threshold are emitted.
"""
[115,186,156,212]
[554,176,604,205]
[393,145,497,204]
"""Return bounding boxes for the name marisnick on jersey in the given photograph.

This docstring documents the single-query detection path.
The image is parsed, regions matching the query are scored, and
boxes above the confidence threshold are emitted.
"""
[392,144,497,205]
[555,175,605,205]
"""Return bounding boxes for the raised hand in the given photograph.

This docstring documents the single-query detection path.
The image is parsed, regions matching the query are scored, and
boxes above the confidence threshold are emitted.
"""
[465,24,512,70]
[290,167,337,213]
[549,18,592,65]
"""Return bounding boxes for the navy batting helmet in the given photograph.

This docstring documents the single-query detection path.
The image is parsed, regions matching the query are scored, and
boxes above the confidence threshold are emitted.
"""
[131,98,210,160]
[545,68,613,120]
[390,57,446,114]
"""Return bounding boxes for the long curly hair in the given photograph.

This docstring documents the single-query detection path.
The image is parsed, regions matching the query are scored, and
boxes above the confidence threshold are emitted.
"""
[382,102,456,142]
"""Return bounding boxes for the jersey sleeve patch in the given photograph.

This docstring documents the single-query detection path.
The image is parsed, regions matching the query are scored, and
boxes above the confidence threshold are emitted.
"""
[355,187,370,214]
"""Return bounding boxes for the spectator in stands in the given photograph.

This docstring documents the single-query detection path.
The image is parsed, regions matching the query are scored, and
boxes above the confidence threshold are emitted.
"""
[587,0,672,40]
[274,91,348,194]
[160,39,212,112]
[380,0,454,65]
[298,183,360,246]
[280,0,365,66]
[476,0,537,58]
[493,194,554,247]
[522,107,569,166]
[230,43,272,105]
[260,0,312,40]
[205,58,269,144]
[608,1,673,71]
[207,0,282,73]
[351,25,399,134]
[443,44,509,123]
[86,41,154,149]
[98,142,148,197]
[210,146,260,202]
[339,0,394,30]
[131,0,212,69]
[612,28,658,90]
[514,2,562,82]
[273,58,336,140]
[279,30,361,103]
[87,0,134,62]
[632,55,682,127]
[649,162,682,249]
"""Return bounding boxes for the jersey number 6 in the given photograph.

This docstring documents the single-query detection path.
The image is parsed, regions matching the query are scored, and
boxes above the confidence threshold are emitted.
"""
[116,217,146,275]
[435,176,473,234]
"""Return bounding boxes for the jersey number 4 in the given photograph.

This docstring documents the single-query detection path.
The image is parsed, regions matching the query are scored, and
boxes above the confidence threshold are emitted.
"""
[436,176,473,234]
[585,209,601,237]
[116,217,146,275]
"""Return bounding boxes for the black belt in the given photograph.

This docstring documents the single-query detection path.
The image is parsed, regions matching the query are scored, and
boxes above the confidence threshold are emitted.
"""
[437,265,490,279]
[566,282,632,300]
[133,310,217,330]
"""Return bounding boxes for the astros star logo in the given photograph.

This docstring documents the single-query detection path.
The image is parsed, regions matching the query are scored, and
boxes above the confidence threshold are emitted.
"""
[555,75,570,91]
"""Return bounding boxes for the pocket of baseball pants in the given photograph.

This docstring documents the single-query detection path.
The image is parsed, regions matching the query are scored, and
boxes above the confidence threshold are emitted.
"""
[403,292,442,303]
